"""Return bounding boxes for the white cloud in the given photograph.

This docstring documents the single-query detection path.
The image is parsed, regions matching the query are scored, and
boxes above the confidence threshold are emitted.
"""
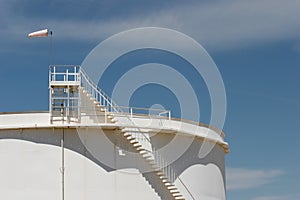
[252,195,298,200]
[253,197,282,200]
[226,167,284,190]
[1,0,300,52]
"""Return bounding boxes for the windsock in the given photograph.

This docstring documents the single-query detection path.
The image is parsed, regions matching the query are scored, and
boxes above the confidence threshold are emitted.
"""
[28,29,49,37]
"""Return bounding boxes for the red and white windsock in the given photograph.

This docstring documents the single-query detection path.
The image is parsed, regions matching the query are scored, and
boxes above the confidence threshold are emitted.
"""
[28,29,49,37]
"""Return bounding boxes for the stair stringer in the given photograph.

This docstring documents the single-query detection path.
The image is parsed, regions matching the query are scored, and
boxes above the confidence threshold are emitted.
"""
[114,118,186,200]
[78,85,186,200]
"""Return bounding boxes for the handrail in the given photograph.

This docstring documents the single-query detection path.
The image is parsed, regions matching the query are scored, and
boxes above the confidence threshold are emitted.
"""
[49,65,172,119]
[121,116,196,200]
[49,65,195,199]
[79,67,122,113]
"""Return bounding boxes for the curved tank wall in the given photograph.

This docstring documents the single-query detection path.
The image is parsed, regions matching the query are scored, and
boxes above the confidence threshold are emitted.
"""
[0,113,228,200]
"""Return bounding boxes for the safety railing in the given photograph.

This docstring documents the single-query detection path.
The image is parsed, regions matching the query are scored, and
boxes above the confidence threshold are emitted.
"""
[49,65,172,120]
[49,65,80,83]
[79,68,122,113]
[119,117,177,182]
[152,147,176,182]
[126,129,195,199]
[48,65,194,199]
[113,106,171,120]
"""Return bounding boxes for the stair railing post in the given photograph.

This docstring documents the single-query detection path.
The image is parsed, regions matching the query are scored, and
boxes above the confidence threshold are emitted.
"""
[53,66,56,81]
[66,69,68,82]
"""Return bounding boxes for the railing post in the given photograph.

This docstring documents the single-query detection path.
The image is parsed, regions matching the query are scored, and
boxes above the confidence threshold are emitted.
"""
[66,69,68,82]
[53,66,56,81]
[74,65,77,81]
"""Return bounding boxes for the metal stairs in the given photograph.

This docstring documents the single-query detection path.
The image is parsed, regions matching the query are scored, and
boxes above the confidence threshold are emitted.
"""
[80,88,185,199]
[49,65,187,200]
[118,127,185,200]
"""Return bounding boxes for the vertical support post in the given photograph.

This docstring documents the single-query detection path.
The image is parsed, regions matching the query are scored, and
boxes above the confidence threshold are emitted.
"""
[78,68,81,123]
[61,103,64,124]
[78,86,81,123]
[66,69,68,82]
[50,31,53,67]
[49,66,51,83]
[67,85,70,123]
[49,87,52,124]
[61,128,65,200]
[53,66,56,81]
[74,66,77,81]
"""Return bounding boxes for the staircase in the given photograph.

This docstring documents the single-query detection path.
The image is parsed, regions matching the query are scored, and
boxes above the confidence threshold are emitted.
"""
[79,86,186,200]
[49,65,187,200]
[118,127,185,200]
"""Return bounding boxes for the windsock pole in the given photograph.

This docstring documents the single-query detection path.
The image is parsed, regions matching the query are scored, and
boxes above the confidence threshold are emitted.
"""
[28,29,53,65]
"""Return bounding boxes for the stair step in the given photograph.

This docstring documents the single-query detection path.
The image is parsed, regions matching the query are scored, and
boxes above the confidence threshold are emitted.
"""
[167,185,177,190]
[136,146,145,151]
[126,135,135,140]
[139,150,148,155]
[125,137,134,141]
[159,176,168,181]
[153,168,161,172]
[123,132,131,137]
[142,154,152,159]
[132,143,142,148]
[145,157,155,162]
[129,139,139,144]
[162,179,170,183]
[110,118,117,122]
[170,189,179,193]
[151,165,161,171]
[164,182,173,186]
[175,196,185,200]
[157,171,164,176]
[173,193,182,197]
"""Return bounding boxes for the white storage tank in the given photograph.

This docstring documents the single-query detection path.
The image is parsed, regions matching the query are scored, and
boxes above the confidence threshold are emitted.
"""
[0,66,229,200]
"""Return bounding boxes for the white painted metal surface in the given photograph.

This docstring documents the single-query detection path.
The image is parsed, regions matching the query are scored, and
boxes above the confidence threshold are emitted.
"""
[0,65,228,200]
[0,112,227,200]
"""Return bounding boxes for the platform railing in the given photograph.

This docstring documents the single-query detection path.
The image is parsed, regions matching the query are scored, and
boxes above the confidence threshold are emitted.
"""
[114,106,171,120]
[49,65,80,83]
[49,65,172,119]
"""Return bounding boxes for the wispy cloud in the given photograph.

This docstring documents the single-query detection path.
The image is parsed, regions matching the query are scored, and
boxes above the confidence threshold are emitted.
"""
[253,197,283,200]
[252,195,299,200]
[226,168,284,190]
[1,0,300,52]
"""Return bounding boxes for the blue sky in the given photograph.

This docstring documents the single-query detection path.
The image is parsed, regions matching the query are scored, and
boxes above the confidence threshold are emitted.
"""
[0,0,299,199]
